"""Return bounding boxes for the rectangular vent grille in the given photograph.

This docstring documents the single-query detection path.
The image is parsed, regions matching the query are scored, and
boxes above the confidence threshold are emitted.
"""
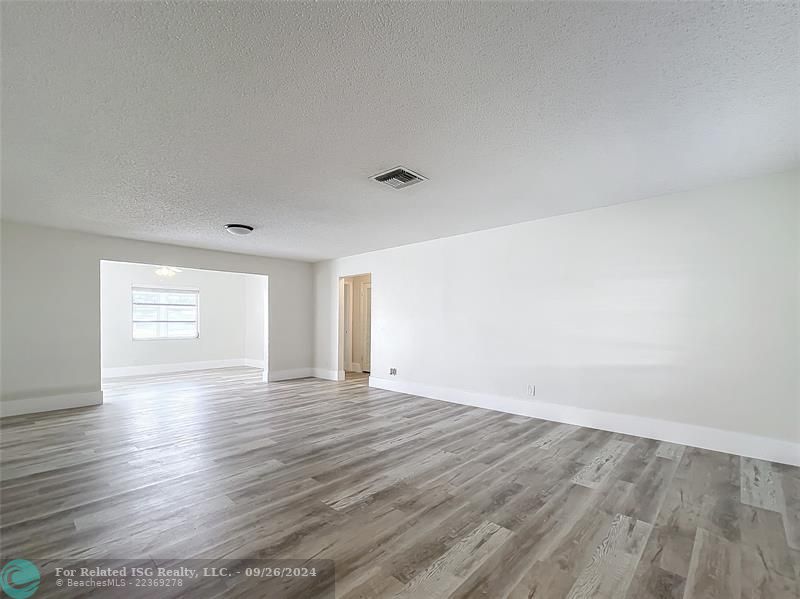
[371,167,426,189]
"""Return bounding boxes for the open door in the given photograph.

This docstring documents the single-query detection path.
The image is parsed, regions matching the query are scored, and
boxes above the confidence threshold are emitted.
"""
[360,281,371,373]
[343,279,353,371]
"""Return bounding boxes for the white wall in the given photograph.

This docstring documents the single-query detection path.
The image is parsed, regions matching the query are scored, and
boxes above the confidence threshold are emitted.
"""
[244,274,268,367]
[0,222,313,414]
[100,261,266,375]
[314,171,800,464]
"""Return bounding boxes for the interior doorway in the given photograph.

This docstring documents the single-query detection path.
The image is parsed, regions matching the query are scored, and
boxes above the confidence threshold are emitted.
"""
[339,273,372,381]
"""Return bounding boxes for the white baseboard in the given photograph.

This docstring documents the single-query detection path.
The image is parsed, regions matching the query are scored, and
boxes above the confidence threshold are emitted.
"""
[311,368,340,381]
[1,390,103,418]
[368,377,800,467]
[269,368,314,381]
[103,359,261,378]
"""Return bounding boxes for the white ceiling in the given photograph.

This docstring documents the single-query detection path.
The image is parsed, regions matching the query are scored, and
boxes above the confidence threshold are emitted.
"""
[2,2,798,261]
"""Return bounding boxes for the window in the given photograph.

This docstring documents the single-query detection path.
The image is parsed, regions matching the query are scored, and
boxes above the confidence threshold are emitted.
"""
[131,287,199,340]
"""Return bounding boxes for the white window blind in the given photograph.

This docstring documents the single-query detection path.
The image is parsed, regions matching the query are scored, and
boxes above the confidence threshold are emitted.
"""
[131,287,199,340]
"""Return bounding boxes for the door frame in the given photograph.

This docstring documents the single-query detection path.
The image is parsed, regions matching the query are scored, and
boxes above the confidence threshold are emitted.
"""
[359,281,372,373]
[337,272,371,381]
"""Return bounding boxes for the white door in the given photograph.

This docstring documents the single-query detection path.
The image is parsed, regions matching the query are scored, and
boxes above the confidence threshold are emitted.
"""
[343,281,353,371]
[361,283,371,373]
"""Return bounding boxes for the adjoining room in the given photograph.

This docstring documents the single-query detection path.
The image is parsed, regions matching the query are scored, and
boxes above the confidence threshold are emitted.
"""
[100,260,268,382]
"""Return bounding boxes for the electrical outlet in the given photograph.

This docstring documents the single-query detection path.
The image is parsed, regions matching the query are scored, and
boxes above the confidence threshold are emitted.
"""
[389,368,397,375]
[527,384,535,397]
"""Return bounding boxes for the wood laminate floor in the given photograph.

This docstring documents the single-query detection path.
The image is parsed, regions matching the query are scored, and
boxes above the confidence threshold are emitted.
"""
[1,367,798,598]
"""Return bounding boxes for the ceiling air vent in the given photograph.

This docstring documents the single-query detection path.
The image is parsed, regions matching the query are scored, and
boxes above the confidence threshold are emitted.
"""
[371,167,427,189]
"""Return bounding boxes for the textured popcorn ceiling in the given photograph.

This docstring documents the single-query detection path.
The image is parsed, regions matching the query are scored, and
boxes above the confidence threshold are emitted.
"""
[1,2,798,261]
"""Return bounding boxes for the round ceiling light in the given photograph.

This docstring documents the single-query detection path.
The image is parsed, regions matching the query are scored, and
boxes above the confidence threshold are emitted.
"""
[155,265,182,277]
[224,224,254,236]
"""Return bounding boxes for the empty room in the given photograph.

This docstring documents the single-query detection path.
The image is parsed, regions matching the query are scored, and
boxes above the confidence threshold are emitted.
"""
[0,2,798,598]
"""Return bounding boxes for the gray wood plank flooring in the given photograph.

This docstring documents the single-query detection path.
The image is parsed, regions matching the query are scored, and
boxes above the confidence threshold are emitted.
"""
[1,367,798,598]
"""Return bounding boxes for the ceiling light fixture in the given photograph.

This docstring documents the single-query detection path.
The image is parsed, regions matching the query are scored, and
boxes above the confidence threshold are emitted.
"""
[225,224,254,236]
[155,266,182,277]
